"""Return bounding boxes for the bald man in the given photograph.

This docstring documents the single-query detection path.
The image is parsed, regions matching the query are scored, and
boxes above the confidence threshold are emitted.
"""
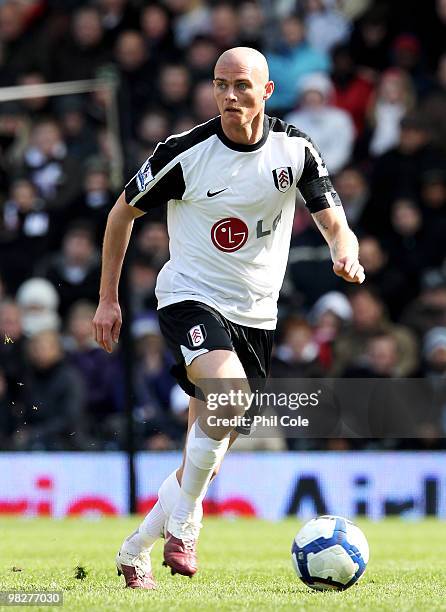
[93,47,364,589]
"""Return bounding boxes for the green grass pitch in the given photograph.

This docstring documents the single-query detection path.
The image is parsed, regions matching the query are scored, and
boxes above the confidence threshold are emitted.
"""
[0,517,445,611]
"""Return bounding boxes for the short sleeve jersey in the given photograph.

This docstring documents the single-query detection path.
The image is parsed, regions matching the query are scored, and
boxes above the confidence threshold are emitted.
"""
[125,115,341,330]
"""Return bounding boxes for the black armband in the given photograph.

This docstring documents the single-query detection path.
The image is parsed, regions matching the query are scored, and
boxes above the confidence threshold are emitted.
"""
[300,177,342,214]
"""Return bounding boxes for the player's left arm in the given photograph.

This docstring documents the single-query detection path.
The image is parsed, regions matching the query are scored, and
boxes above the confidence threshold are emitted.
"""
[312,207,365,284]
[295,132,364,284]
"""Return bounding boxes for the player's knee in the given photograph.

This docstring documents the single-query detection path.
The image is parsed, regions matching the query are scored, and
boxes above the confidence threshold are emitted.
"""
[210,383,250,419]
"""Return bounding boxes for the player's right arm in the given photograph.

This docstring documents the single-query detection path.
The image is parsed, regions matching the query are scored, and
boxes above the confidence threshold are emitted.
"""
[93,132,188,352]
[93,192,144,353]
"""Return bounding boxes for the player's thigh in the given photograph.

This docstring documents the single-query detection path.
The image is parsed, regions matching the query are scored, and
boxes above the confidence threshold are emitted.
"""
[189,349,252,415]
[186,348,247,385]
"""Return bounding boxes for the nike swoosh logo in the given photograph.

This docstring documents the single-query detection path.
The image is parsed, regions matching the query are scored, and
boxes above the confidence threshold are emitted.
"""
[207,188,228,197]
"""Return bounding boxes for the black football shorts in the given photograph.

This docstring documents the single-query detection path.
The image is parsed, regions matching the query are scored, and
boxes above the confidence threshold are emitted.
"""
[158,300,274,435]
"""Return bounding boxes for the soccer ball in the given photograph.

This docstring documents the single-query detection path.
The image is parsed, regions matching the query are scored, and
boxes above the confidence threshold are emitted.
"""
[291,515,369,591]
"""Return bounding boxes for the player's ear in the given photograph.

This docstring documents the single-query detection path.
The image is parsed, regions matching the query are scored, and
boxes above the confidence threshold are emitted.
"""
[263,80,274,100]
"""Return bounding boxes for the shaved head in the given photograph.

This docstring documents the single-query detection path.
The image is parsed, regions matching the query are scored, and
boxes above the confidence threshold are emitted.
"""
[215,47,269,83]
[213,46,273,144]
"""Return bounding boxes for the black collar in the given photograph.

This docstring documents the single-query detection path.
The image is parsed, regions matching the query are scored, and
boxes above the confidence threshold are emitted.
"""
[216,114,270,152]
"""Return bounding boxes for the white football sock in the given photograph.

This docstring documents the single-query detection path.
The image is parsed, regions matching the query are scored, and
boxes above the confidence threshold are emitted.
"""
[122,469,181,556]
[122,501,165,556]
[171,421,229,525]
[158,469,181,516]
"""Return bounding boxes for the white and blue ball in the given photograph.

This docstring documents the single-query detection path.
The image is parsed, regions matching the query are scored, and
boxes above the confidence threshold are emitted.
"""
[291,515,369,591]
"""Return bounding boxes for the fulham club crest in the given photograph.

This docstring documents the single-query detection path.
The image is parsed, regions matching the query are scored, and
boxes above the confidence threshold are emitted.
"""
[187,324,207,347]
[272,167,293,193]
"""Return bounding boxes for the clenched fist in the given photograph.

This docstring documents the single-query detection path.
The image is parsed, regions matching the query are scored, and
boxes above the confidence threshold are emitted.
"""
[333,256,365,284]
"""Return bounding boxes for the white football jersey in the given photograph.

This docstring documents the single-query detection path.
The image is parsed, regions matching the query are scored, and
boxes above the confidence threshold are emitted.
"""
[125,115,341,330]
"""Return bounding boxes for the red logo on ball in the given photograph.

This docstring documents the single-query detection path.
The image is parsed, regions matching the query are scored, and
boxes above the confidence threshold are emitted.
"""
[211,217,248,252]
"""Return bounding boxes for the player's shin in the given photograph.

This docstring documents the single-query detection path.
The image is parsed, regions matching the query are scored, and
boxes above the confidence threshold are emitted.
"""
[171,420,229,525]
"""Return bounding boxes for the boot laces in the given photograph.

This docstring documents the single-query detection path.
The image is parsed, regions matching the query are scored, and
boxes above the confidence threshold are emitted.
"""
[180,518,202,550]
[132,551,151,579]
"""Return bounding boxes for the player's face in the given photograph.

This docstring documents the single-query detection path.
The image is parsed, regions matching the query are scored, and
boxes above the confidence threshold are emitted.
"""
[213,64,273,127]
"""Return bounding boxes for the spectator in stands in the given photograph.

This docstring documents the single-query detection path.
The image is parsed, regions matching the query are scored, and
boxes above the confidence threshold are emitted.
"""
[331,44,374,136]
[98,0,139,49]
[419,169,446,224]
[51,6,110,82]
[301,0,350,54]
[96,127,122,183]
[132,221,169,270]
[285,72,355,174]
[132,314,185,449]
[156,64,191,117]
[421,53,446,154]
[416,0,446,70]
[140,3,179,64]
[370,113,446,232]
[387,199,444,295]
[85,86,111,134]
[17,72,54,119]
[342,332,401,377]
[66,300,123,448]
[21,119,82,210]
[17,329,86,450]
[368,68,415,157]
[287,216,342,309]
[64,159,114,243]
[138,110,170,150]
[348,5,391,72]
[390,34,432,99]
[115,30,157,138]
[35,222,101,317]
[310,290,352,371]
[0,103,26,196]
[128,254,158,313]
[333,165,371,230]
[186,35,219,82]
[166,0,211,48]
[209,3,240,50]
[332,286,418,377]
[266,14,330,114]
[58,96,99,161]
[133,109,170,166]
[421,327,446,378]
[1,179,51,292]
[358,235,408,320]
[0,2,48,79]
[16,278,60,337]
[238,0,265,50]
[401,270,446,338]
[271,317,323,378]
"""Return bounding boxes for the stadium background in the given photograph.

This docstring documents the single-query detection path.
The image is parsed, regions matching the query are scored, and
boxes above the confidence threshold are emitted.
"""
[0,0,445,519]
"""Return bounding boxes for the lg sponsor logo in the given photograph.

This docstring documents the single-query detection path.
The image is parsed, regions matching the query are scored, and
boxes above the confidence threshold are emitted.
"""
[210,211,283,252]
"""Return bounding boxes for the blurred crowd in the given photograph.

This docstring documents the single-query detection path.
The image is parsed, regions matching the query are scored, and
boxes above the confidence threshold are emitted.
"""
[0,0,445,452]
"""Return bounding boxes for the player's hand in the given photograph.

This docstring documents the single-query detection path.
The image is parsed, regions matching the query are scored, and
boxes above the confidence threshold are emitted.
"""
[333,257,365,284]
[92,300,122,353]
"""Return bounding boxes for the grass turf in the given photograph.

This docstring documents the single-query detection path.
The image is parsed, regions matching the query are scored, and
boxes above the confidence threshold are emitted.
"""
[0,517,445,611]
